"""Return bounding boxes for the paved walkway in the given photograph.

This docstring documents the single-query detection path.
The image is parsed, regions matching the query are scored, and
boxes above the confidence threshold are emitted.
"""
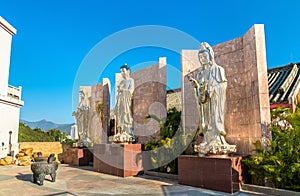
[0,164,261,196]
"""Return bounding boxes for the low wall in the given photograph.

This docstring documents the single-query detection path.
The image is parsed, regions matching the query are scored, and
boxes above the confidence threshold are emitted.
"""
[19,142,63,162]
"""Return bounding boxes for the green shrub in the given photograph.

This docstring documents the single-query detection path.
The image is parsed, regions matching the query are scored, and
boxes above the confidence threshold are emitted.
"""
[18,123,70,142]
[144,107,193,174]
[244,106,300,191]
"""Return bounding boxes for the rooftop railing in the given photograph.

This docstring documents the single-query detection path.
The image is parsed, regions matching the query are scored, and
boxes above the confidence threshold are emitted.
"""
[7,85,22,100]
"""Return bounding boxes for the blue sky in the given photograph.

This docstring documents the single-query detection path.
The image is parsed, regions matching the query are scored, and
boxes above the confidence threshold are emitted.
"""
[1,0,300,124]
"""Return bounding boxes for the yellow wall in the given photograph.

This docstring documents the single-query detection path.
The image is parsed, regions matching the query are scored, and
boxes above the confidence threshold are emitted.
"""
[19,142,63,162]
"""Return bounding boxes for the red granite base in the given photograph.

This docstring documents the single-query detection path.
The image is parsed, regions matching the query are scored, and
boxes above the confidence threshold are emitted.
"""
[93,144,143,177]
[63,148,93,166]
[178,155,243,194]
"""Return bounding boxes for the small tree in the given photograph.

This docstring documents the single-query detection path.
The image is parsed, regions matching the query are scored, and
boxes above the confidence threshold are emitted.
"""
[47,129,67,142]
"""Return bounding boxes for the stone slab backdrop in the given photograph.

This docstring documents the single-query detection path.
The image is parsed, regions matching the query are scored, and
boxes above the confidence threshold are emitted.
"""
[181,24,271,155]
[131,57,167,144]
[80,78,110,144]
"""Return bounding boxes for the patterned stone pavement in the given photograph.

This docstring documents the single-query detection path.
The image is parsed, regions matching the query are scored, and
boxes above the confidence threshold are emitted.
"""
[0,164,260,196]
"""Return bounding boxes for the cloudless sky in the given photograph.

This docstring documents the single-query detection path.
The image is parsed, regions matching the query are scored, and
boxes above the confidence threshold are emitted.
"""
[1,0,300,124]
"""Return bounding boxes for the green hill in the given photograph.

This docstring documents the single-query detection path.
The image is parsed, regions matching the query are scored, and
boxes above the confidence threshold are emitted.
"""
[18,123,69,142]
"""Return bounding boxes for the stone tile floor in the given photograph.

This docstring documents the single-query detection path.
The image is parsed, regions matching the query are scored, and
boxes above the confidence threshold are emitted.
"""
[0,164,261,196]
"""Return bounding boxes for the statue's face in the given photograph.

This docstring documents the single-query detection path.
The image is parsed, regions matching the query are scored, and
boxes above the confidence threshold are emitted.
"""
[120,68,129,78]
[80,92,84,100]
[198,51,210,66]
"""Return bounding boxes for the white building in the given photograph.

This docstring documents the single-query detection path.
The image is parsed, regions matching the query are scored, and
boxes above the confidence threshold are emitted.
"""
[0,16,24,158]
[70,124,78,140]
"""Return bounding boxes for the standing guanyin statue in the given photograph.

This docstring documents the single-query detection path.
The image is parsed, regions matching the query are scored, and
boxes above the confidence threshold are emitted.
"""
[188,42,236,156]
[113,64,135,143]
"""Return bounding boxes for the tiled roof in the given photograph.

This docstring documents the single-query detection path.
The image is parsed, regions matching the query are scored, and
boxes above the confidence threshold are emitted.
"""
[268,63,300,104]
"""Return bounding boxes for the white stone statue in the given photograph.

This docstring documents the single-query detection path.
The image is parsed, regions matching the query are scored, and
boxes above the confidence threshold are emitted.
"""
[72,89,90,147]
[113,64,135,143]
[188,42,236,156]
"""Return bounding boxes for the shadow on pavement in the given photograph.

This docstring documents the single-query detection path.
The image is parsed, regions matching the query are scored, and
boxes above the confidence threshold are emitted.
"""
[15,172,52,183]
[64,165,94,171]
[15,173,32,182]
[44,192,77,196]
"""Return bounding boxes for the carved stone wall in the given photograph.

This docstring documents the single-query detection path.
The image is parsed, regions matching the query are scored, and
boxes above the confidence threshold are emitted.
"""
[181,24,270,155]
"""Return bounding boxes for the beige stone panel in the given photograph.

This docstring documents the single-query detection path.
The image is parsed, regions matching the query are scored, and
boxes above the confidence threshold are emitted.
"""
[227,75,245,89]
[181,50,199,75]
[250,123,262,138]
[226,78,236,89]
[224,61,246,77]
[253,107,263,124]
[252,93,261,110]
[227,99,240,114]
[244,85,252,98]
[260,106,272,123]
[213,37,244,56]
[227,86,246,101]
[260,93,271,108]
[255,25,268,74]
[236,126,251,138]
[258,77,269,94]
[243,26,255,47]
[131,62,166,143]
[216,50,244,69]
[239,98,251,113]
[88,80,110,144]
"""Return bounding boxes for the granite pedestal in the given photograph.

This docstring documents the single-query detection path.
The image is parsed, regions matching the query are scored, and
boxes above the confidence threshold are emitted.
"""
[93,144,143,177]
[63,148,93,166]
[178,155,243,194]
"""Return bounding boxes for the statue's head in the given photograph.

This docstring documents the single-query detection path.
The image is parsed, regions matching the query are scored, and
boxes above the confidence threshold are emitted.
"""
[79,90,85,96]
[198,42,214,66]
[79,89,87,100]
[120,64,130,77]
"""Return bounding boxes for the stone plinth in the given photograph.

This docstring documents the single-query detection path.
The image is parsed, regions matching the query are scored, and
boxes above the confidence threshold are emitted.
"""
[63,148,93,166]
[93,144,143,177]
[178,155,243,194]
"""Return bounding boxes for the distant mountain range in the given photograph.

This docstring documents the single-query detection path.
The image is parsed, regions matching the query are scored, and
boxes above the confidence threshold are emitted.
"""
[20,119,75,135]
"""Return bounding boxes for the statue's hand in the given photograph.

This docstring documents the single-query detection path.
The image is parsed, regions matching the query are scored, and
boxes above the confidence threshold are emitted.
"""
[117,85,122,93]
[188,76,199,88]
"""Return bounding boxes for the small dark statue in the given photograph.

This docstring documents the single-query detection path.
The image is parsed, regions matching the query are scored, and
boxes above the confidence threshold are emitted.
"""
[31,153,58,185]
